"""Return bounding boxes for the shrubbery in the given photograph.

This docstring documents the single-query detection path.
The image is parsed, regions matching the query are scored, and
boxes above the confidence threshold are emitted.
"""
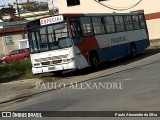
[0,59,32,83]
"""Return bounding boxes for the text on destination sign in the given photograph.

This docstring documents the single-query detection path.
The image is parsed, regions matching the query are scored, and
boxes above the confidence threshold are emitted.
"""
[40,15,63,26]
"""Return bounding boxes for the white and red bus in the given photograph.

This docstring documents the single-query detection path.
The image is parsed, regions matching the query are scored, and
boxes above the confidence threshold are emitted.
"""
[27,11,150,75]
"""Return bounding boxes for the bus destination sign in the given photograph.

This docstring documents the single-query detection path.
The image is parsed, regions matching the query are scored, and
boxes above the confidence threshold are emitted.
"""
[40,15,64,26]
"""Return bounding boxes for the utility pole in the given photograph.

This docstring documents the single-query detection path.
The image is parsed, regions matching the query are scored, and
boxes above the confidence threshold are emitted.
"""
[52,0,55,14]
[16,0,20,17]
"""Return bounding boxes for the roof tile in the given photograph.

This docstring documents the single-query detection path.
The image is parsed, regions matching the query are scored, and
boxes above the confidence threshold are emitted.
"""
[0,25,27,34]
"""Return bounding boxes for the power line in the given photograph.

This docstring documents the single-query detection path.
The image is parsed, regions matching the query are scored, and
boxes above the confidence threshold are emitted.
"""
[94,0,143,11]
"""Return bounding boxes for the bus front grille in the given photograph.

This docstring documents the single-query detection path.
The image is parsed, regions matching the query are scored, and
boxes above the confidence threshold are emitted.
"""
[41,61,50,66]
[41,60,62,66]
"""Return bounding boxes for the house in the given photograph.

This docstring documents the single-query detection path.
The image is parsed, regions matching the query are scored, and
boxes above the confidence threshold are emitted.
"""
[57,0,160,45]
[48,0,58,14]
[0,24,28,56]
[0,9,50,56]
[0,8,51,56]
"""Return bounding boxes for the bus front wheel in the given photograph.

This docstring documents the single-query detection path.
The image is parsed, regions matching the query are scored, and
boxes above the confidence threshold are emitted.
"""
[90,54,99,67]
[130,43,137,57]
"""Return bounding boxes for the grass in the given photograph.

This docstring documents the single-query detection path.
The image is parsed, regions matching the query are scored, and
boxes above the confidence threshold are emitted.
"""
[0,59,40,83]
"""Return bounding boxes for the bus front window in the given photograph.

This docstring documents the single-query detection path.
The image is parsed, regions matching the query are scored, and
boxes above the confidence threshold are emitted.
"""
[29,22,71,53]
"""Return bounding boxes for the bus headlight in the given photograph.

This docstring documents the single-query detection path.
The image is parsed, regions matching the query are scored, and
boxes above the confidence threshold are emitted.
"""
[70,57,75,62]
[63,58,75,63]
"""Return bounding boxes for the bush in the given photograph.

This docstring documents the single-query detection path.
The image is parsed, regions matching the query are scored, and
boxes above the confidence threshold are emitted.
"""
[0,59,32,83]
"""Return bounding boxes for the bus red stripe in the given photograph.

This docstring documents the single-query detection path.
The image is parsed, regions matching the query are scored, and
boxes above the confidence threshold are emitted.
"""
[78,36,99,60]
[145,12,160,20]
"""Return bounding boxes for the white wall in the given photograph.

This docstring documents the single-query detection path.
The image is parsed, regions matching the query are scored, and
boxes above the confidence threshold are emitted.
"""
[57,0,160,14]
[147,19,160,40]
[19,39,29,49]
[57,0,160,40]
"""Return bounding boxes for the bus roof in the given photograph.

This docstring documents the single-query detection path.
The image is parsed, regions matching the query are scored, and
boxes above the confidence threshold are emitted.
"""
[64,12,143,17]
[28,11,143,23]
[27,11,144,28]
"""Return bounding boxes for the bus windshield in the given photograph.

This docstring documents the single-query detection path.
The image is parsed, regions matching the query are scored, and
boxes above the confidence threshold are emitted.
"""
[28,22,72,53]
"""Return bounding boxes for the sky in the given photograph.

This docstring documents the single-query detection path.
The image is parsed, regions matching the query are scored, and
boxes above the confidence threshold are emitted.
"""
[0,0,47,6]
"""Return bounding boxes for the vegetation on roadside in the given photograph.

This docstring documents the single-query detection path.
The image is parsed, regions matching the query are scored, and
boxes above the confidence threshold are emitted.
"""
[1,47,159,83]
[0,59,36,83]
[0,59,55,83]
[0,59,59,83]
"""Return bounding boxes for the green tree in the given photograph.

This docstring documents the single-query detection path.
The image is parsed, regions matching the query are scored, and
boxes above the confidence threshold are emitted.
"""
[0,8,16,16]
[22,2,48,12]
[0,8,16,19]
[22,2,39,12]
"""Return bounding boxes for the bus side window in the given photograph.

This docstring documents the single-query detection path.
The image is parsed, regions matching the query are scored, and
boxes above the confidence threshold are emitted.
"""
[124,16,134,31]
[132,15,141,30]
[91,17,105,34]
[70,20,81,37]
[139,14,146,29]
[39,27,49,50]
[70,20,83,46]
[80,17,94,36]
[104,16,116,33]
[28,32,34,53]
[114,16,125,32]
[31,32,38,51]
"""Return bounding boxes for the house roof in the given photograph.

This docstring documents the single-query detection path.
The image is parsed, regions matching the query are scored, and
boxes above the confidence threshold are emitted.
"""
[10,16,26,21]
[0,25,27,34]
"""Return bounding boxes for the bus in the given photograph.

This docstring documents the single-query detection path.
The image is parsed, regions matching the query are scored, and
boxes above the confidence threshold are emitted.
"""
[27,11,150,75]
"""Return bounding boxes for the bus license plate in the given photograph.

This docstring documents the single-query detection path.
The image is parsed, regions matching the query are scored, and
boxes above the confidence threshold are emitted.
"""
[48,66,55,70]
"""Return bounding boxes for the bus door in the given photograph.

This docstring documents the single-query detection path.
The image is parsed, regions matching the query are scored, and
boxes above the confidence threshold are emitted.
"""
[70,18,83,46]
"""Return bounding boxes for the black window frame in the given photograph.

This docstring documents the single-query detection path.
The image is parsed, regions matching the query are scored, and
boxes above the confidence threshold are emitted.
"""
[80,17,94,37]
[114,15,125,32]
[123,15,134,31]
[132,15,141,30]
[70,17,82,38]
[138,14,147,29]
[69,17,83,46]
[91,16,105,35]
[66,0,80,7]
[104,16,116,34]
[28,21,70,53]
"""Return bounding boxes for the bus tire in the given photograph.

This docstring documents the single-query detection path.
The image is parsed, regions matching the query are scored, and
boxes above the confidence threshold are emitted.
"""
[90,53,99,68]
[54,71,63,76]
[130,43,137,57]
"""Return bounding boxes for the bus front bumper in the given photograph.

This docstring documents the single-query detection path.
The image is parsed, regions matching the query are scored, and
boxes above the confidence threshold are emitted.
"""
[32,61,76,74]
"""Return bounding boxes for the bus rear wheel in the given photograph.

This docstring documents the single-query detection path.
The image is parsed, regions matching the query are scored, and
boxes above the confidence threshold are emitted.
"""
[130,43,137,57]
